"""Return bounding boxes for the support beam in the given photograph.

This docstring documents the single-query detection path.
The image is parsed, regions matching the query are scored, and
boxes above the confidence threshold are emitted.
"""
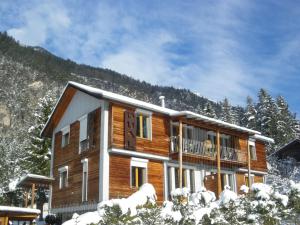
[31,183,35,208]
[179,120,183,188]
[216,130,222,197]
[247,139,252,189]
[25,190,29,208]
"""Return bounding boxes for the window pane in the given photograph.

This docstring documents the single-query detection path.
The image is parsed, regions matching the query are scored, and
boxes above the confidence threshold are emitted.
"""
[131,167,136,187]
[80,116,88,141]
[136,116,141,137]
[175,168,179,189]
[143,116,148,138]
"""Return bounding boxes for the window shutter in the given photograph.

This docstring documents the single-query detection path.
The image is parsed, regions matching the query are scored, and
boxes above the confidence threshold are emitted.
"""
[124,110,136,150]
[88,110,97,147]
[80,116,88,142]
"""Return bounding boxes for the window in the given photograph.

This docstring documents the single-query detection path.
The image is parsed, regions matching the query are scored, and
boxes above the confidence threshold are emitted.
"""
[249,140,257,160]
[136,110,152,139]
[189,170,195,193]
[59,166,68,189]
[245,175,254,187]
[61,126,70,148]
[81,159,88,202]
[79,115,88,152]
[130,158,148,188]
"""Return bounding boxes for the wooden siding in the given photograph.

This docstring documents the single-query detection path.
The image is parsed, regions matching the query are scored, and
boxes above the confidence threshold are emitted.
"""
[236,172,264,194]
[111,103,170,157]
[109,154,164,202]
[251,141,267,172]
[52,108,100,208]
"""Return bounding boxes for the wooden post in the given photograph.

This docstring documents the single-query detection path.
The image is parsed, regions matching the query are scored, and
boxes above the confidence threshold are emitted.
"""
[25,189,29,208]
[31,183,35,208]
[179,121,183,188]
[216,130,222,197]
[247,139,252,189]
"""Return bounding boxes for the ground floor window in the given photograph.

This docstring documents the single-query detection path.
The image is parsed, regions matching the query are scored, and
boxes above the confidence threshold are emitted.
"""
[58,166,68,189]
[81,158,88,202]
[130,158,148,188]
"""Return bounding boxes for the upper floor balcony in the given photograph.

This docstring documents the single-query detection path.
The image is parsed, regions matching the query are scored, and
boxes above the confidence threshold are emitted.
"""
[170,136,248,164]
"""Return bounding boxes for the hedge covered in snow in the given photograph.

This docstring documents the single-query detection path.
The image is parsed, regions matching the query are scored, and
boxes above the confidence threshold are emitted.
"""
[63,182,300,225]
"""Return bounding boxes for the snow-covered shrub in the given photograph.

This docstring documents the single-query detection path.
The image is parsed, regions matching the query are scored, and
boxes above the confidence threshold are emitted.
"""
[62,182,300,225]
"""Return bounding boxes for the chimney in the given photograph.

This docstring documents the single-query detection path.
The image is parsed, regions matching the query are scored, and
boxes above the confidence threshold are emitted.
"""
[159,96,165,108]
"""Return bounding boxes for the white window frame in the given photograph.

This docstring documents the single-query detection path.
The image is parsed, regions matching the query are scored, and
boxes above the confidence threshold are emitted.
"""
[79,114,88,153]
[135,109,152,140]
[81,158,88,202]
[130,157,148,188]
[249,139,257,160]
[61,126,70,148]
[58,166,68,189]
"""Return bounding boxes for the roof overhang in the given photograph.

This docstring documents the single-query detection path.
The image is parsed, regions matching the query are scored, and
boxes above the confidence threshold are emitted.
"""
[0,206,40,217]
[170,111,261,136]
[16,174,54,189]
[41,81,274,144]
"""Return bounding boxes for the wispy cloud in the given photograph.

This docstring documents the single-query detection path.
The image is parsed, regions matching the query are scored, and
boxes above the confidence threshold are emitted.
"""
[1,0,300,115]
[7,1,70,46]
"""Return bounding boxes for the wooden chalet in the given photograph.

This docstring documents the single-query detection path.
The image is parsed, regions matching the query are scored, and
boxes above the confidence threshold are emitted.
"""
[41,81,274,219]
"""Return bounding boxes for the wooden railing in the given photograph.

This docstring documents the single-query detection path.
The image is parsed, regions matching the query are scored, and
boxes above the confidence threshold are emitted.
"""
[170,136,247,163]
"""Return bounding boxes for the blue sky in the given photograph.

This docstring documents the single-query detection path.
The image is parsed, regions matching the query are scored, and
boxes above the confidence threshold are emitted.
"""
[1,0,300,116]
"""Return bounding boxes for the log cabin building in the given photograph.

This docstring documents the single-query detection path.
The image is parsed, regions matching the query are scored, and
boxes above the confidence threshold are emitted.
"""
[41,81,274,217]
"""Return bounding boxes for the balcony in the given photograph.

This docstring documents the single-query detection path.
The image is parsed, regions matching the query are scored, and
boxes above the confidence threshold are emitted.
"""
[170,136,247,163]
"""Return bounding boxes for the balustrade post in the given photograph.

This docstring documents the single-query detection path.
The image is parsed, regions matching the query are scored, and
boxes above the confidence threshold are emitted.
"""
[179,121,183,188]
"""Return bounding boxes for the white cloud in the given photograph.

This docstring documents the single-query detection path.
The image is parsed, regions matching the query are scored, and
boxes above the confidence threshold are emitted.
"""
[7,1,70,46]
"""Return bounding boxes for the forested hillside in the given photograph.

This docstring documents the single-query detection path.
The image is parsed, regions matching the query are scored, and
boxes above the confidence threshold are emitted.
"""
[0,31,299,196]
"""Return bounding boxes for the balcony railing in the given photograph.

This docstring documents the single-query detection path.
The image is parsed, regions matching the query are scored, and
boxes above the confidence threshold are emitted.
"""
[170,136,247,163]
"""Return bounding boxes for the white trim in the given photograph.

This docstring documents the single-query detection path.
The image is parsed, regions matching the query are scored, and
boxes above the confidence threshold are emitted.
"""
[237,168,268,175]
[135,108,153,116]
[81,158,88,202]
[194,170,202,192]
[49,132,55,210]
[135,109,152,140]
[109,148,169,161]
[61,125,70,148]
[163,161,168,201]
[99,100,110,202]
[61,125,70,135]
[130,158,148,188]
[185,169,191,190]
[130,157,149,168]
[169,167,176,192]
[252,134,274,143]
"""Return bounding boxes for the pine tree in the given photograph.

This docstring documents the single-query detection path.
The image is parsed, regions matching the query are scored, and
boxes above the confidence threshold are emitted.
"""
[242,96,257,130]
[23,93,55,175]
[275,95,297,146]
[256,89,278,146]
[203,102,217,119]
[220,98,235,124]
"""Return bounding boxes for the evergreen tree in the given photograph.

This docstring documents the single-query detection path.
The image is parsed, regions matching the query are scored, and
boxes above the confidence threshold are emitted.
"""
[275,95,297,146]
[256,89,278,143]
[220,98,235,124]
[203,102,217,119]
[23,93,55,176]
[242,96,257,130]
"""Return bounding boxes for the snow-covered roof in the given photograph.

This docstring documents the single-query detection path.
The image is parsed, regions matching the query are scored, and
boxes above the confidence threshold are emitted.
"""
[171,111,260,135]
[16,173,54,188]
[252,134,275,144]
[42,81,274,142]
[0,206,40,214]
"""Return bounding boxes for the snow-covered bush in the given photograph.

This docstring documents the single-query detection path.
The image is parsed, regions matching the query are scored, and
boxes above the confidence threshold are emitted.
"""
[63,182,300,225]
